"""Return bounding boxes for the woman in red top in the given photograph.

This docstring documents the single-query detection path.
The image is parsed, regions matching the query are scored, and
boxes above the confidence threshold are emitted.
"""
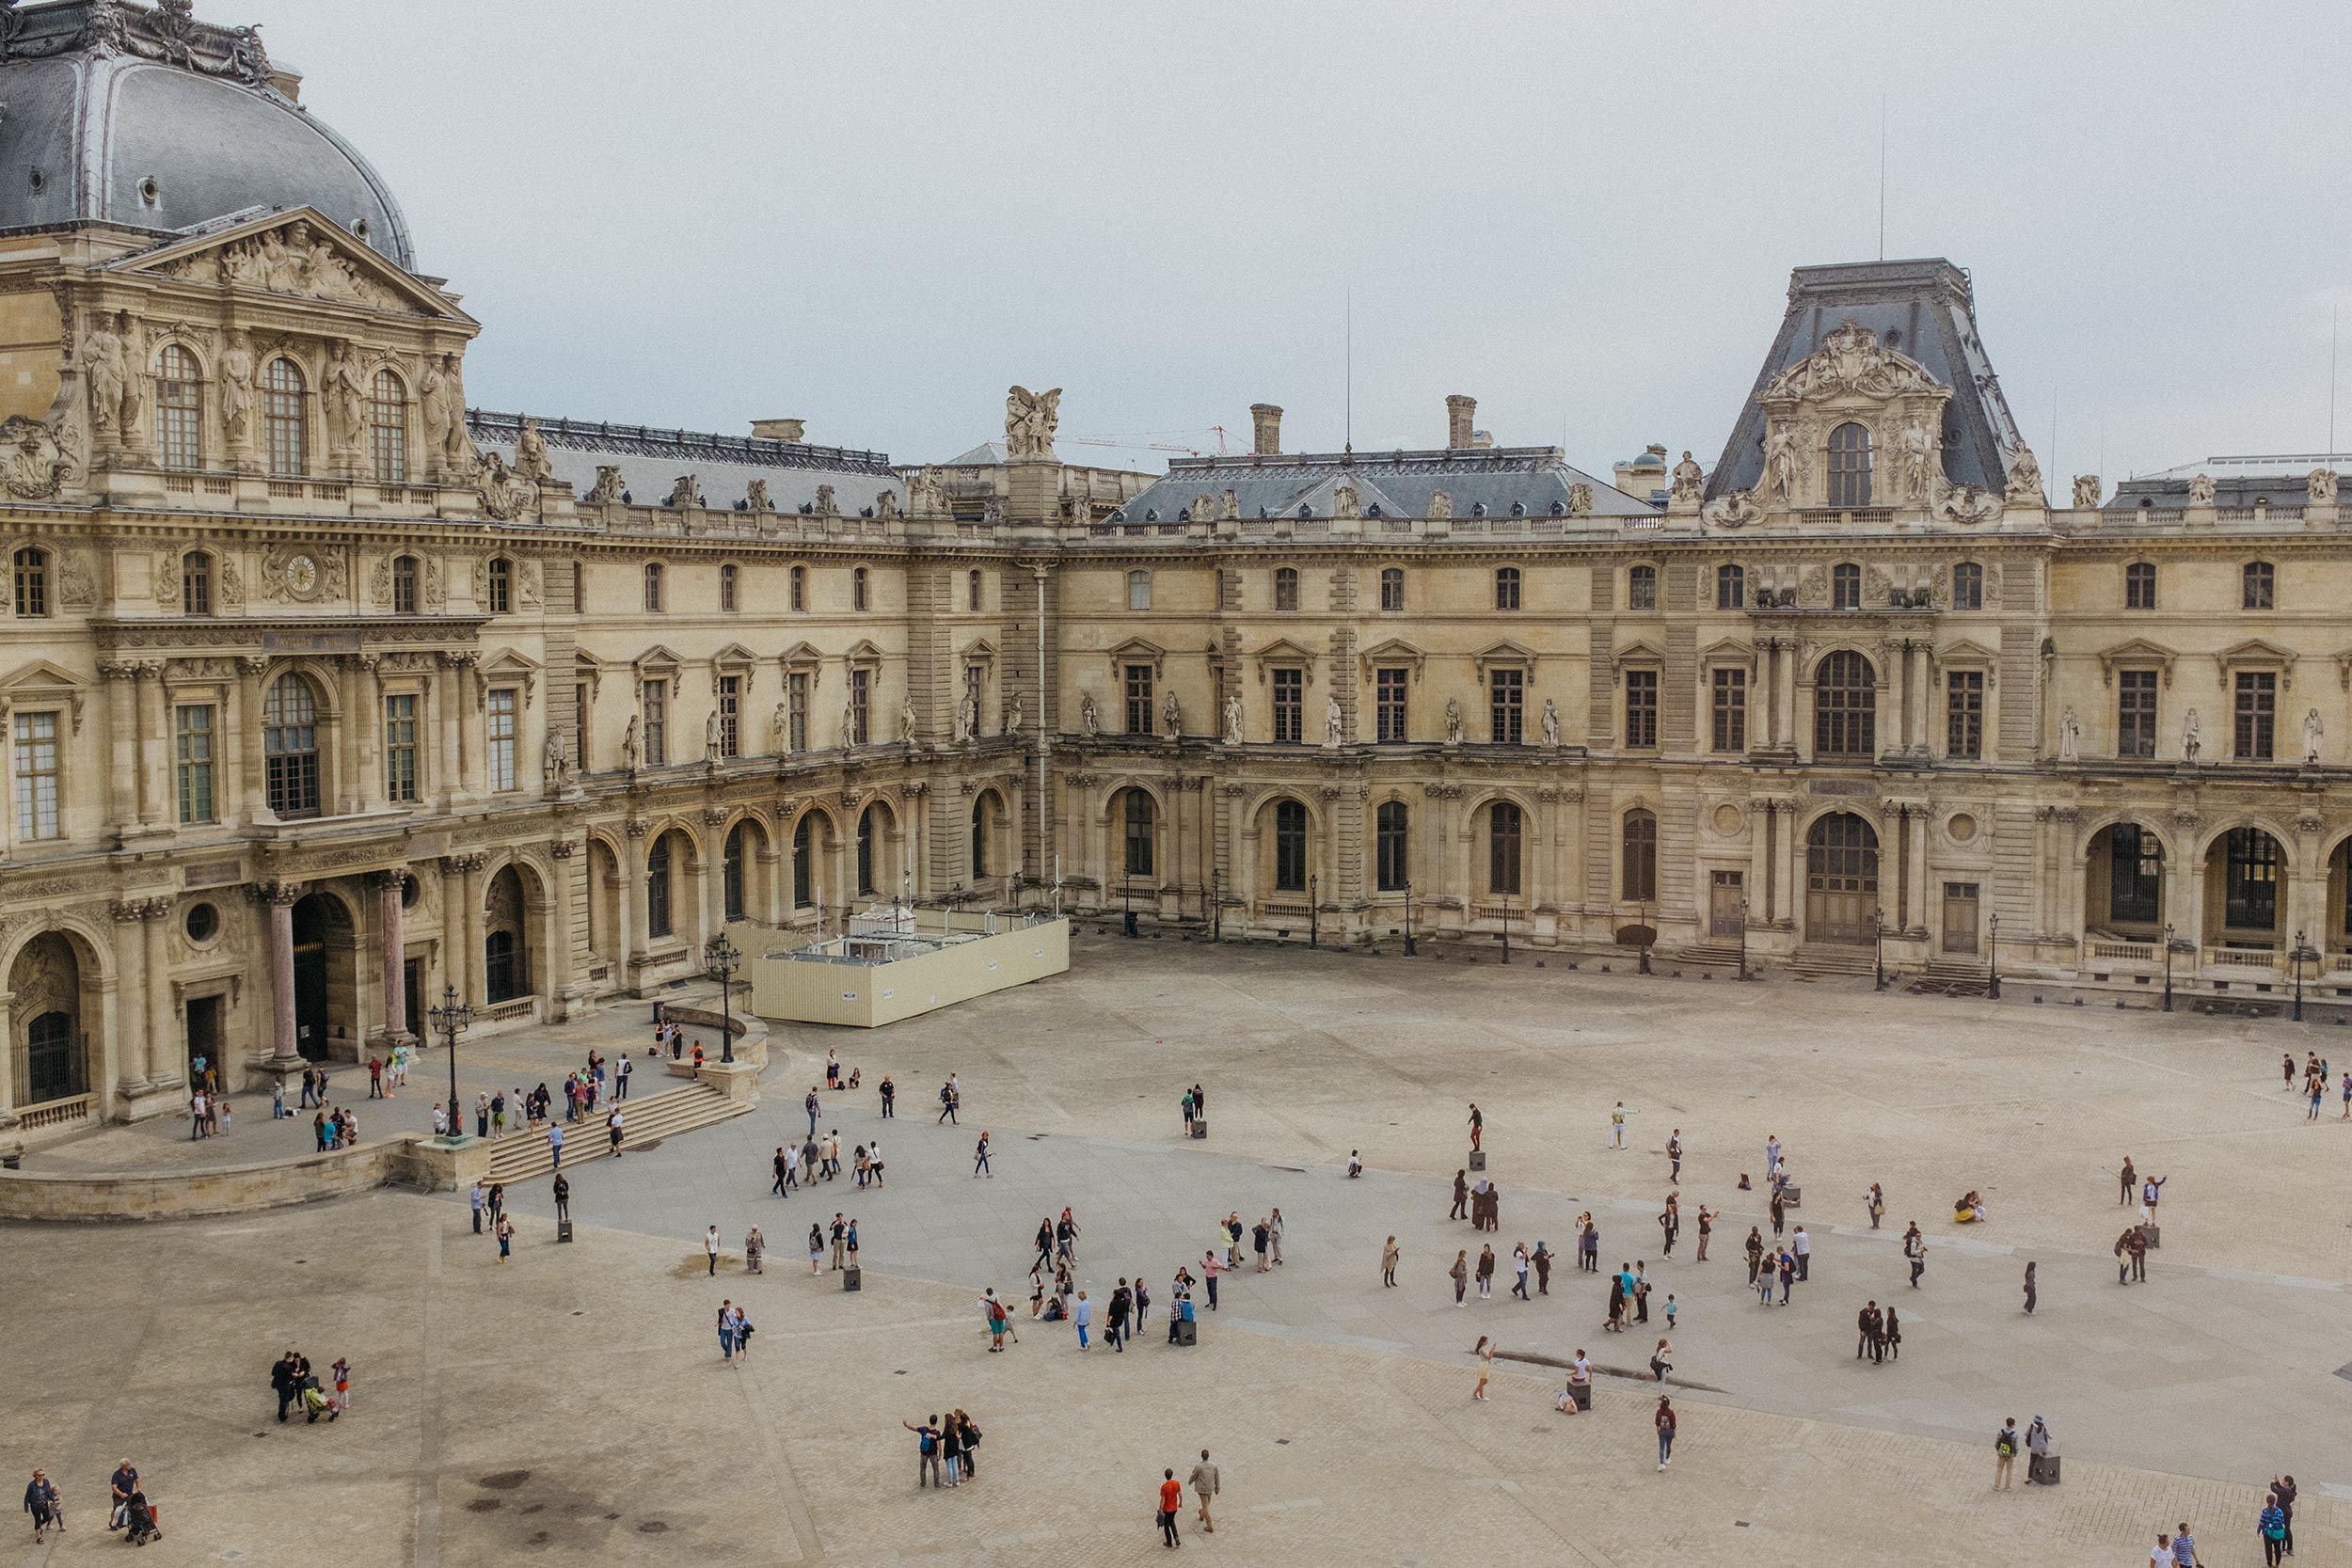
[1157,1470,1184,1547]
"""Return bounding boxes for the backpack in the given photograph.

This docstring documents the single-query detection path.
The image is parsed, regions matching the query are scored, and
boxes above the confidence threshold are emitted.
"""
[1996,1431,2018,1456]
[920,1430,937,1455]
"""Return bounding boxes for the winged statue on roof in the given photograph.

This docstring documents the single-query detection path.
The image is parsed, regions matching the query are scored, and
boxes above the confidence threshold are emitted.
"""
[1005,386,1061,458]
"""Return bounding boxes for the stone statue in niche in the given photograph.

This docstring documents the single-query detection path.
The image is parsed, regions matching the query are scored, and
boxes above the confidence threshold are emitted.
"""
[324,340,367,459]
[2072,474,2102,509]
[2058,706,2082,763]
[1005,695,1023,736]
[705,707,722,759]
[1080,693,1100,737]
[543,731,571,789]
[956,691,977,746]
[1444,698,1465,746]
[1324,692,1344,747]
[901,698,918,744]
[1899,415,1935,500]
[621,715,640,771]
[841,690,858,750]
[218,328,256,446]
[1222,692,1242,745]
[83,310,134,438]
[2180,707,2201,764]
[1669,451,1704,503]
[1763,423,1799,503]
[1540,698,1560,749]
[1161,689,1181,737]
[2187,472,2216,506]
[771,701,789,754]
[2305,707,2324,764]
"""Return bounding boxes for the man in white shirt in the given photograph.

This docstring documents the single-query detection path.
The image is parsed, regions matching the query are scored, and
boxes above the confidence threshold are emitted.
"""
[615,1053,632,1101]
[1791,1226,1811,1280]
[1610,1101,1630,1148]
[705,1225,721,1276]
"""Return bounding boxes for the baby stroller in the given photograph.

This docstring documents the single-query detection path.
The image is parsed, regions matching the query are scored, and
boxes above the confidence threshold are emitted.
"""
[300,1375,334,1422]
[124,1492,161,1546]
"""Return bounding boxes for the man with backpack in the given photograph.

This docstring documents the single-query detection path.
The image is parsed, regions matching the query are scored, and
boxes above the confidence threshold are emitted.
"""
[1994,1418,2020,1490]
[903,1417,943,1488]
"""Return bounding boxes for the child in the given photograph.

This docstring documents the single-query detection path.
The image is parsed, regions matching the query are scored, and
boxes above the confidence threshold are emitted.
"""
[1664,1294,1677,1328]
[217,1099,231,1133]
[330,1358,350,1418]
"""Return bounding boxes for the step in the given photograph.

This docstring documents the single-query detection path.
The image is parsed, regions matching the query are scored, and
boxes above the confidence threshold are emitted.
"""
[484,1084,752,1182]
[1675,942,1744,968]
[1790,943,1877,977]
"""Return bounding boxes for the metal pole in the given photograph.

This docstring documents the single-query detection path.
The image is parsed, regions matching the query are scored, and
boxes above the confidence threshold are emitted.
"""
[2162,922,2173,1013]
[1210,868,1220,942]
[1873,907,1886,991]
[1309,872,1318,949]
[1500,902,1510,964]
[1403,880,1416,957]
[1986,912,2001,1000]
[2294,928,2309,1022]
[1737,896,1748,982]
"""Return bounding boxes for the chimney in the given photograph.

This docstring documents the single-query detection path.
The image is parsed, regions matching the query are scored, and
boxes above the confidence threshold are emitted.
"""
[1250,404,1282,456]
[751,419,806,443]
[1446,394,1476,450]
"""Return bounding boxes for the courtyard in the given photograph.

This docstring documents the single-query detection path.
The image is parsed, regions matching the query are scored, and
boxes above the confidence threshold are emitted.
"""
[6,933,2344,1567]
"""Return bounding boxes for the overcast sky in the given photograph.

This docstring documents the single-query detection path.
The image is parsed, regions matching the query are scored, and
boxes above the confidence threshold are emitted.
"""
[242,0,2349,482]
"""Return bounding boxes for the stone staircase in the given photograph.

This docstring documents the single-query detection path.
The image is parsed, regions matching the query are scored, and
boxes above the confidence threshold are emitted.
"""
[1673,941,1746,972]
[485,1082,752,1183]
[1913,959,1992,997]
[1790,943,1878,980]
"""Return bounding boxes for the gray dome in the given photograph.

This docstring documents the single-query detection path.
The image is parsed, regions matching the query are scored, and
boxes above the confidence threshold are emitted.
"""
[0,3,413,269]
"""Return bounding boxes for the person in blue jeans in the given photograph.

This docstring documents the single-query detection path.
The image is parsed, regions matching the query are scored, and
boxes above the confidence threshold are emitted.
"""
[1654,1396,1677,1470]
[1073,1291,1092,1349]
[2260,1500,2287,1565]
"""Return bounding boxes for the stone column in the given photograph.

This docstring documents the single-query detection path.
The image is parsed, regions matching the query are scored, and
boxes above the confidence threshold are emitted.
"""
[236,657,271,825]
[142,898,175,1089]
[262,880,303,1067]
[703,809,729,942]
[109,900,152,1094]
[1748,798,1774,927]
[1913,642,1934,756]
[1778,796,1803,931]
[437,856,468,1008]
[0,990,15,1124]
[356,656,385,813]
[460,855,486,1006]
[546,839,579,1013]
[1881,645,1905,762]
[100,662,139,838]
[435,655,464,810]
[1908,805,1932,938]
[374,869,406,1041]
[623,819,651,986]
[135,664,168,828]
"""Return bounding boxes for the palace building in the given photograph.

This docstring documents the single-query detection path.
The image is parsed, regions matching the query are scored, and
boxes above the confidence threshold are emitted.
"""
[0,0,2345,1142]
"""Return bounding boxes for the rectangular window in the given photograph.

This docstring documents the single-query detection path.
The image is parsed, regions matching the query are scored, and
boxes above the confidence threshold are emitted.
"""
[2224,825,2278,929]
[964,664,985,737]
[1624,669,1659,749]
[573,685,588,770]
[787,672,809,752]
[1127,570,1151,611]
[1375,801,1408,891]
[1375,668,1408,743]
[384,693,418,801]
[1124,663,1153,736]
[644,679,668,768]
[2233,671,2275,761]
[2109,823,2163,926]
[717,674,740,758]
[2117,670,2157,759]
[485,688,516,791]
[1945,671,1983,760]
[1379,569,1405,612]
[1271,668,1303,744]
[1711,668,1746,752]
[174,705,215,824]
[1489,668,1524,744]
[849,667,869,746]
[12,710,57,840]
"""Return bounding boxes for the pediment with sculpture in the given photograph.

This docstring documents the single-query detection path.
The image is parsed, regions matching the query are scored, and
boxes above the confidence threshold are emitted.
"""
[121,207,470,322]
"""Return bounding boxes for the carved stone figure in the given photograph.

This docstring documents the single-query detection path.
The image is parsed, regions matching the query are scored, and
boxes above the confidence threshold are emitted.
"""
[1704,489,1763,529]
[1540,697,1561,749]
[475,451,535,521]
[323,340,367,459]
[1566,483,1594,515]
[705,707,722,759]
[513,417,552,483]
[2004,445,2044,506]
[664,474,697,508]
[433,354,472,474]
[814,483,838,518]
[1219,489,1241,521]
[583,465,624,504]
[2071,474,2101,509]
[1222,692,1243,745]
[1080,693,1100,737]
[418,353,456,466]
[956,691,977,746]
[1939,484,2002,527]
[0,414,74,499]
[621,715,640,771]
[1186,492,1216,524]
[1669,451,1704,503]
[910,467,951,517]
[842,691,858,750]
[771,701,789,753]
[1003,386,1062,459]
[2310,467,2339,504]
[83,310,131,437]
[1331,478,1359,520]
[218,328,256,446]
[745,478,771,512]
[1764,423,1799,502]
[2305,707,2325,764]
[2181,707,2201,764]
[2187,472,2216,506]
[2058,706,2082,763]
[1005,695,1023,736]
[1161,689,1181,737]
[1427,489,1454,521]
[1899,415,1935,500]
[1444,697,1465,745]
[874,488,898,521]
[543,731,570,789]
[1324,692,1344,748]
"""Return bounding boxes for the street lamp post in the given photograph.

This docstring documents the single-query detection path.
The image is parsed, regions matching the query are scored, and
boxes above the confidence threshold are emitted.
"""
[704,933,741,1064]
[2291,927,2318,1022]
[1499,901,1511,965]
[2162,922,2178,1012]
[426,983,472,1143]
[1210,869,1221,943]
[1737,896,1749,982]
[1403,880,1417,957]
[1123,862,1136,938]
[1986,911,2001,1000]
[1309,873,1319,949]
[1872,906,1887,991]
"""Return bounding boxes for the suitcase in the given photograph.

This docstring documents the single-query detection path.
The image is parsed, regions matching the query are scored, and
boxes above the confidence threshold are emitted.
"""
[1174,1318,1198,1345]
[843,1265,862,1292]
[2137,1224,2159,1249]
[1191,1121,1207,1139]
[557,1219,574,1243]
[1468,1150,1487,1171]
[2027,1454,2059,1485]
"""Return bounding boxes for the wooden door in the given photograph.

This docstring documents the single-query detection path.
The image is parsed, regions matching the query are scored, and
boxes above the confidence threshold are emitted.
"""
[1942,882,1980,955]
[1709,870,1745,937]
[1805,813,1879,944]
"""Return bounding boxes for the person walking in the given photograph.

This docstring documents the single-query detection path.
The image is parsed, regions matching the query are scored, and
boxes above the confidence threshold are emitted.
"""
[1533,1240,1552,1293]
[1471,1335,1495,1401]
[24,1469,59,1542]
[615,1053,631,1101]
[1187,1450,1218,1534]
[1581,1216,1600,1274]
[1648,1337,1674,1381]
[1654,1396,1677,1470]
[1744,1226,1764,1285]
[1666,1128,1682,1182]
[2308,1077,2327,1120]
[1994,1418,2020,1490]
[1659,1196,1678,1258]
[1903,1223,1925,1288]
[1073,1290,1092,1350]
[879,1074,896,1118]
[1883,1304,1901,1360]
[905,1418,943,1489]
[2170,1522,2201,1567]
[1693,1205,1713,1262]
[1451,1168,1469,1221]
[1450,1248,1469,1307]
[808,1223,825,1275]
[1106,1280,1130,1351]
[1381,1236,1400,1288]
[1610,1101,1629,1149]
[1475,1243,1495,1300]
[2261,1498,2289,1566]
[1269,1208,1284,1266]
[974,1131,992,1178]
[1866,1181,1885,1229]
[1511,1243,1531,1299]
[716,1300,739,1362]
[1776,1248,1795,1305]
[496,1212,514,1260]
[705,1224,722,1277]
[546,1119,564,1170]
[470,1180,486,1235]
[1768,1189,1786,1238]
[606,1105,625,1158]
[2022,1259,2037,1315]
[936,1079,957,1126]
[1157,1469,1184,1548]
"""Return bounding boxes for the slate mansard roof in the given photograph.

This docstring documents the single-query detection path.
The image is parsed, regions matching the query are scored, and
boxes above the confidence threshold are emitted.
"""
[467,412,900,516]
[1113,446,1657,525]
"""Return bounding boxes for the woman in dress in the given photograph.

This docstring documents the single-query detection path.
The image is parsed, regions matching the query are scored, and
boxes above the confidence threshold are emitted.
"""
[1381,1236,1400,1288]
[807,1223,824,1275]
[1471,1336,1495,1402]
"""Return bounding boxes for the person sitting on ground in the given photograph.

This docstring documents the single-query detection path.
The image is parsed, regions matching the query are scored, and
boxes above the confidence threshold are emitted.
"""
[1953,1190,1986,1224]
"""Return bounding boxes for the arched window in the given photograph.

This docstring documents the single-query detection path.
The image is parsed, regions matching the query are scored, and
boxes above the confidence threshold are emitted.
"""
[1827,421,1871,507]
[1380,567,1405,612]
[1622,807,1657,902]
[391,554,419,615]
[262,673,322,817]
[791,815,813,906]
[2125,562,2156,610]
[10,547,44,618]
[1628,564,1657,611]
[1814,650,1877,758]
[157,343,202,470]
[968,569,983,612]
[646,836,674,939]
[368,368,406,483]
[1274,566,1299,610]
[719,562,739,612]
[1832,562,1861,610]
[1122,788,1154,878]
[1127,569,1152,610]
[2242,561,2275,610]
[487,556,512,614]
[25,1008,78,1104]
[2223,826,2280,931]
[1951,562,1983,610]
[723,821,747,922]
[644,562,663,612]
[856,805,880,895]
[484,929,521,1005]
[1494,566,1521,611]
[182,550,213,616]
[1375,800,1408,891]
[790,564,806,611]
[263,356,307,477]
[853,566,870,611]
[1487,800,1523,896]
[1716,562,1744,610]
[1273,800,1308,893]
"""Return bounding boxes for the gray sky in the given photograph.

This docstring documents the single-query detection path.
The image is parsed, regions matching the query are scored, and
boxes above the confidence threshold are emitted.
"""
[244,0,2351,482]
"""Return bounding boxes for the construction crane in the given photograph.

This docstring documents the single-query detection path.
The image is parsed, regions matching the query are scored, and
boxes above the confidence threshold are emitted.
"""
[1065,427,1235,459]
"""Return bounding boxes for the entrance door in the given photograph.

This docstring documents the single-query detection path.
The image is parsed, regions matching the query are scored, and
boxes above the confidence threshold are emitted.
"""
[1942,882,1981,955]
[403,958,422,1042]
[25,1010,78,1101]
[1804,813,1879,944]
[1709,869,1745,937]
[184,995,222,1084]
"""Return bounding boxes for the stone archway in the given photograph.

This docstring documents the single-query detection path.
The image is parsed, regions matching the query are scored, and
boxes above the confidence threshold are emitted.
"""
[290,890,357,1060]
[1804,812,1879,943]
[483,863,535,1006]
[9,930,93,1109]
